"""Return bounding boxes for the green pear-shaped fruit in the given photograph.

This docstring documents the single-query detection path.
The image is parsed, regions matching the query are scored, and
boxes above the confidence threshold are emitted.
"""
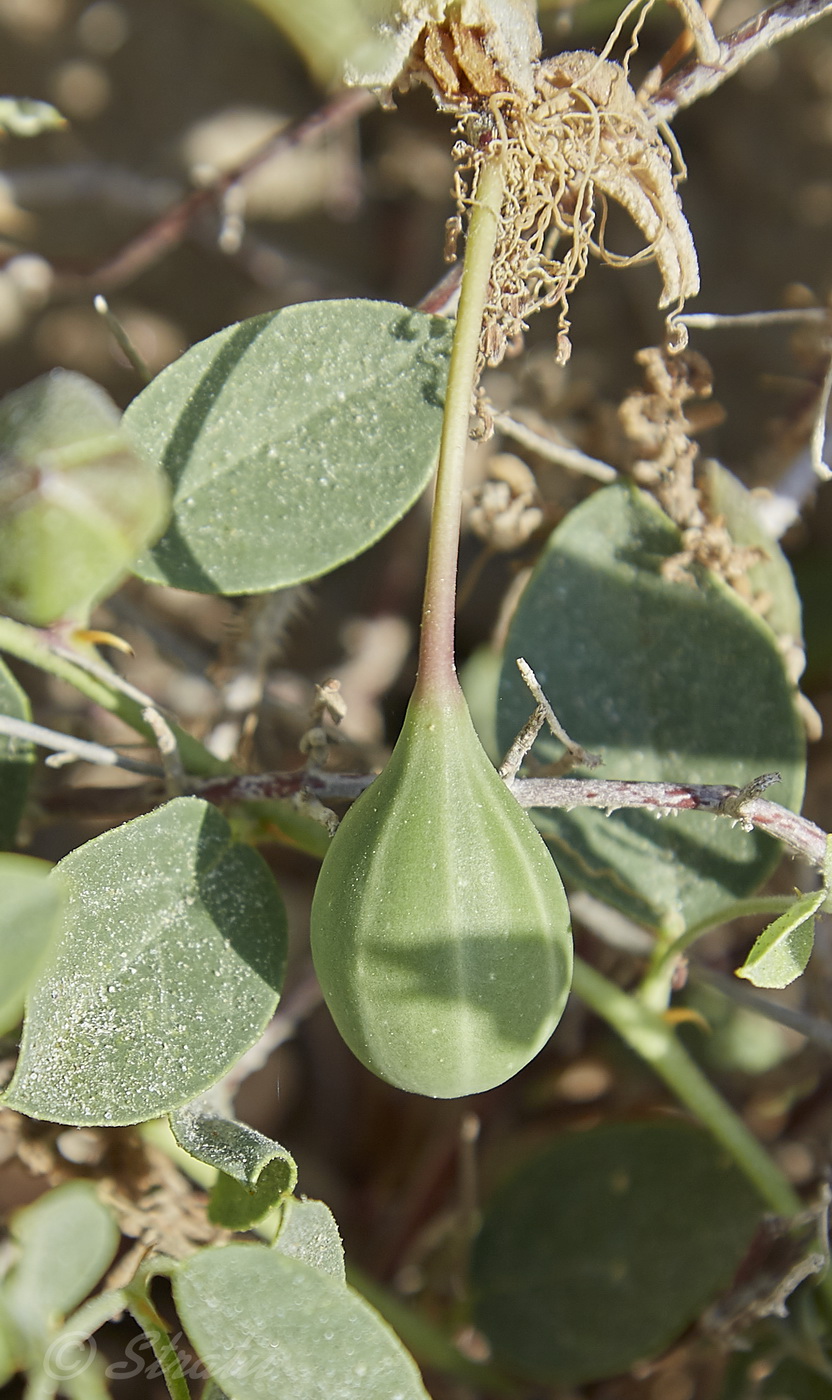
[310,683,572,1098]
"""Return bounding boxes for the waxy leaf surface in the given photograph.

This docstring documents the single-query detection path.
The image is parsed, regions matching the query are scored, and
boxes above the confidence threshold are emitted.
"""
[497,484,806,932]
[170,1107,297,1230]
[175,1244,430,1400]
[4,799,286,1125]
[274,1198,346,1283]
[127,301,452,595]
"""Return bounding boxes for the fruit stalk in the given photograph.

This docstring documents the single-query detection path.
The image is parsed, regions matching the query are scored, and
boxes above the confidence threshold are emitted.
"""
[417,152,505,696]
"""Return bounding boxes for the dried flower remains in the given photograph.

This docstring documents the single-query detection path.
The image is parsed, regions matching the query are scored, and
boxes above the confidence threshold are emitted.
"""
[449,50,700,367]
[374,4,701,368]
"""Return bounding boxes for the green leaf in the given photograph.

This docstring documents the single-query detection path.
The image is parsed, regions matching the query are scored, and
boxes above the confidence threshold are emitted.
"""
[126,301,453,596]
[0,854,65,1034]
[3,798,287,1126]
[0,97,66,137]
[169,1107,297,1230]
[238,0,392,86]
[471,1118,762,1386]
[0,658,33,849]
[0,371,169,625]
[274,1198,345,1283]
[0,1296,22,1386]
[5,1182,118,1334]
[174,1244,430,1400]
[496,483,806,933]
[736,888,825,989]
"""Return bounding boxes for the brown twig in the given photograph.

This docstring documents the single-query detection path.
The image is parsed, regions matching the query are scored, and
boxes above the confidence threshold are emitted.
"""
[649,0,832,120]
[50,88,375,295]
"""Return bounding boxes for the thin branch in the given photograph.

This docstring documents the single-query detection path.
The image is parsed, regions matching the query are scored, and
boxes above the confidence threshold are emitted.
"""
[0,615,228,778]
[649,0,832,121]
[575,891,832,1055]
[190,768,828,869]
[511,774,828,867]
[50,88,375,295]
[516,658,602,770]
[681,308,829,330]
[0,713,163,777]
[809,345,832,480]
[690,962,832,1053]
[142,705,185,796]
[94,293,151,382]
[670,0,722,63]
[492,411,618,483]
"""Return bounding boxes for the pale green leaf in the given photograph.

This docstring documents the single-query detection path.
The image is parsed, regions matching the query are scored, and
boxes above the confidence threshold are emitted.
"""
[237,0,391,86]
[0,371,169,625]
[0,98,66,137]
[0,1296,22,1386]
[6,1183,118,1334]
[0,658,33,849]
[170,1107,297,1230]
[3,798,286,1126]
[0,854,65,1035]
[127,302,452,596]
[736,888,825,989]
[496,484,806,933]
[472,1119,761,1385]
[274,1198,345,1283]
[174,1244,430,1400]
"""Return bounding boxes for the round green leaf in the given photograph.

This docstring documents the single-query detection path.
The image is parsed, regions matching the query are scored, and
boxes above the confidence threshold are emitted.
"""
[0,659,33,850]
[3,798,287,1126]
[126,301,453,595]
[174,1244,430,1400]
[0,854,65,1035]
[6,1182,119,1332]
[472,1118,762,1385]
[0,371,169,624]
[497,483,806,933]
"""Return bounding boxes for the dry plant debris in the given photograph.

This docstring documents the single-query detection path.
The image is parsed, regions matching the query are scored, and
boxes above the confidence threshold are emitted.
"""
[0,1108,221,1267]
[391,7,701,367]
[618,345,764,590]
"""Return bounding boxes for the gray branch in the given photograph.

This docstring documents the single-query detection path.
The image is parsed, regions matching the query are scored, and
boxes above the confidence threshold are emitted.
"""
[649,0,832,120]
[0,714,163,777]
[191,769,828,869]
